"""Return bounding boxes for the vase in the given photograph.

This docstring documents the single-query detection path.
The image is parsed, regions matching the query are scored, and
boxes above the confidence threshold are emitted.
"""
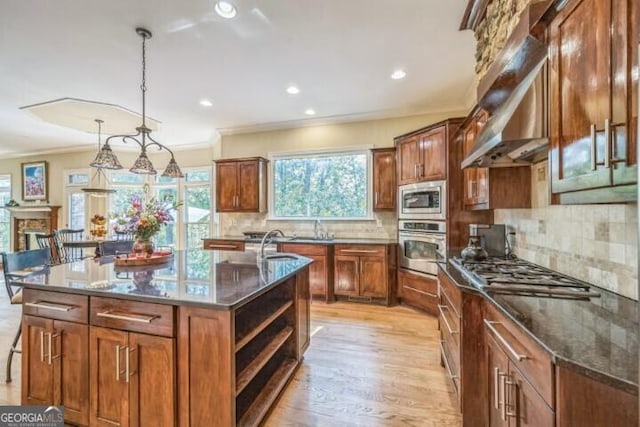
[132,237,155,258]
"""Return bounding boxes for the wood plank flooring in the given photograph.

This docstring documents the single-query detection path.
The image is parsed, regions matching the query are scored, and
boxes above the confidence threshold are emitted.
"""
[0,282,461,426]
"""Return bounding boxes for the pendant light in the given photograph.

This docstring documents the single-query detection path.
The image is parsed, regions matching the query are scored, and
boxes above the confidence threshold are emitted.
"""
[83,119,116,197]
[90,28,184,178]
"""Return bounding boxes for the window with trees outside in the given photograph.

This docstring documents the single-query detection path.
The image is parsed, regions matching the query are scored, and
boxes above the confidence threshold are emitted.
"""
[271,150,370,219]
[64,171,91,231]
[0,174,11,253]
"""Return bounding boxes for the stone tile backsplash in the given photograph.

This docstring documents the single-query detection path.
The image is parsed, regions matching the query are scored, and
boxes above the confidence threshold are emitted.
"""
[220,211,397,240]
[495,162,638,300]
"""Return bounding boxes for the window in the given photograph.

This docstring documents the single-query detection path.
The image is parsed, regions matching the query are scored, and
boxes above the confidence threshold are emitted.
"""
[271,150,370,219]
[107,168,213,250]
[0,174,11,252]
[64,170,90,230]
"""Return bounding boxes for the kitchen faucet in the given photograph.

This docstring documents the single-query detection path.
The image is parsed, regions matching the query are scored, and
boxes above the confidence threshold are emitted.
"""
[259,229,284,258]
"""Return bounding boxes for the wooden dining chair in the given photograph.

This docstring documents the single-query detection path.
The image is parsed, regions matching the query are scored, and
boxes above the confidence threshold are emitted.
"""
[1,248,50,383]
[56,228,85,261]
[35,233,64,265]
[98,240,134,256]
[113,230,135,240]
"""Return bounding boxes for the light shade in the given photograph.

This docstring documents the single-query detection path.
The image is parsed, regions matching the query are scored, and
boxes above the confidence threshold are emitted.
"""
[162,157,184,178]
[129,150,157,175]
[90,142,123,170]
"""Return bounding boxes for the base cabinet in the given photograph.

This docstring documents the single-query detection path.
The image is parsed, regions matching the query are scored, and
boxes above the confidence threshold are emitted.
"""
[279,243,334,303]
[397,269,438,315]
[334,244,395,305]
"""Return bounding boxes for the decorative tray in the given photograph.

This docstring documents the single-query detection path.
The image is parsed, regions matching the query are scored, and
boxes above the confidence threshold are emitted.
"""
[114,251,174,267]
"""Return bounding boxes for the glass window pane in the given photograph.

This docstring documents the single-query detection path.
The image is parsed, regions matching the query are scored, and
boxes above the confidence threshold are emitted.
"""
[186,223,210,248]
[111,172,145,185]
[186,170,210,182]
[156,175,176,184]
[67,173,90,185]
[273,153,367,218]
[186,187,211,223]
[69,193,86,230]
[154,188,178,247]
[186,250,211,280]
[0,175,10,189]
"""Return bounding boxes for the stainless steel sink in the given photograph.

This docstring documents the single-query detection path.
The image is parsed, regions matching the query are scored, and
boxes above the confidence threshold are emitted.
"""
[261,254,299,261]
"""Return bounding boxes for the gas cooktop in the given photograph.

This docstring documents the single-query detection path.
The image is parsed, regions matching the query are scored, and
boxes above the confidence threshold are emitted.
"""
[449,257,601,299]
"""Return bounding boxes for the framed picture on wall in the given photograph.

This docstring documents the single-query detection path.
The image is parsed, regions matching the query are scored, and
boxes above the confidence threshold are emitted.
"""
[21,161,48,202]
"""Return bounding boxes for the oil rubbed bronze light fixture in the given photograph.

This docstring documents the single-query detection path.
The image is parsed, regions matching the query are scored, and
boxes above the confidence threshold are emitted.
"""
[90,28,184,178]
[83,119,116,197]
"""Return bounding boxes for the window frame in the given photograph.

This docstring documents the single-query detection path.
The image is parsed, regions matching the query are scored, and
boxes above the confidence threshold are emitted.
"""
[63,169,91,231]
[268,147,373,221]
[0,173,11,253]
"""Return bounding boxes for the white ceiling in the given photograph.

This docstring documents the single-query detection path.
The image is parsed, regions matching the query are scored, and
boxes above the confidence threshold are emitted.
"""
[0,0,476,156]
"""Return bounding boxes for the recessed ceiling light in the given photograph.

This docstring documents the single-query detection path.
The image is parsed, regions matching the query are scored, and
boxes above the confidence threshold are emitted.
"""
[286,86,300,95]
[391,70,407,80]
[305,109,315,116]
[199,99,213,107]
[215,1,237,19]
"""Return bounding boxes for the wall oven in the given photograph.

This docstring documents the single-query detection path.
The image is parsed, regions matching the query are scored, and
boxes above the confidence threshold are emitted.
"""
[398,181,446,220]
[398,220,446,276]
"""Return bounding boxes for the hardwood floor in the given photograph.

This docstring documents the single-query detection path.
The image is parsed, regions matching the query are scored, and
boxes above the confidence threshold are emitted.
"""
[0,283,461,426]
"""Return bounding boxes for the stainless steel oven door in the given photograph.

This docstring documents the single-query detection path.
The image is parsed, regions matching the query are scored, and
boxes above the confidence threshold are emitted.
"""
[398,181,446,219]
[398,230,446,275]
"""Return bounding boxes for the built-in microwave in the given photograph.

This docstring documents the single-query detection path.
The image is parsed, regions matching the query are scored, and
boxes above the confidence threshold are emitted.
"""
[398,181,446,220]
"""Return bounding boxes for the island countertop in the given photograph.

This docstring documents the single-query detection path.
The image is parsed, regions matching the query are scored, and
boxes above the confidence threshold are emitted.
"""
[13,249,312,310]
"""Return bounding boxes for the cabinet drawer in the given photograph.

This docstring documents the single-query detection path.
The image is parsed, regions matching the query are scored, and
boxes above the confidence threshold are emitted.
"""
[90,297,175,338]
[280,243,327,256]
[334,245,385,257]
[399,270,438,314]
[438,300,460,351]
[203,239,245,251]
[440,336,460,397]
[23,289,88,323]
[438,271,462,318]
[484,302,554,407]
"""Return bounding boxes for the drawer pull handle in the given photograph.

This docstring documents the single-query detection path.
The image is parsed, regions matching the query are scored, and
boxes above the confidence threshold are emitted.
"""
[97,310,157,324]
[25,301,74,312]
[439,341,458,380]
[207,244,240,249]
[484,319,528,361]
[438,304,459,335]
[340,250,379,254]
[40,331,45,362]
[115,345,122,381]
[590,123,597,170]
[404,285,437,299]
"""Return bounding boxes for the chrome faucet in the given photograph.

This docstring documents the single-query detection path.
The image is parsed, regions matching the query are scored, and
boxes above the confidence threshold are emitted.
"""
[259,229,284,258]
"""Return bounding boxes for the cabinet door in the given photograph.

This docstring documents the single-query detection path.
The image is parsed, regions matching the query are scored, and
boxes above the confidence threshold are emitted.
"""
[359,256,387,298]
[549,0,613,193]
[334,255,359,296]
[296,267,311,357]
[372,149,396,210]
[462,122,479,207]
[128,333,176,427]
[54,320,89,426]
[397,136,420,185]
[486,335,510,427]
[216,163,238,212]
[420,127,447,181]
[90,326,129,427]
[508,363,555,427]
[22,315,54,406]
[237,160,260,210]
[308,254,327,297]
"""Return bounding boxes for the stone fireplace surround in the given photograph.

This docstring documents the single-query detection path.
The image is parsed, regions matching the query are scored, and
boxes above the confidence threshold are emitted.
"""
[8,206,60,251]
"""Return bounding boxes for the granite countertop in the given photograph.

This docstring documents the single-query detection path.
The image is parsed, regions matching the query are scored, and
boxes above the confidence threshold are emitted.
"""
[438,258,638,394]
[14,249,312,310]
[206,236,398,245]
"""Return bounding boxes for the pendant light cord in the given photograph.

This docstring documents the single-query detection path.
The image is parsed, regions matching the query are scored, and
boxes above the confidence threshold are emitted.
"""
[141,32,147,128]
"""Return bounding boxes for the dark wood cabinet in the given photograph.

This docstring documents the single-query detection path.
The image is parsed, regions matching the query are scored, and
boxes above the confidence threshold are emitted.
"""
[215,157,268,212]
[549,0,638,203]
[460,109,531,211]
[22,293,90,426]
[397,269,438,315]
[296,267,311,357]
[203,239,245,251]
[334,244,395,304]
[371,148,396,210]
[396,126,447,185]
[487,334,510,427]
[279,243,334,303]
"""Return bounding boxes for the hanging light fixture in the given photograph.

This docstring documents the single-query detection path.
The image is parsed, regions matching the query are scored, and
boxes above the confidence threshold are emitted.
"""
[83,119,117,197]
[90,27,184,178]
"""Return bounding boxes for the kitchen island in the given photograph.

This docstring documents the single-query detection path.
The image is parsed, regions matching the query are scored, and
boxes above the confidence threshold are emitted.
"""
[14,249,312,427]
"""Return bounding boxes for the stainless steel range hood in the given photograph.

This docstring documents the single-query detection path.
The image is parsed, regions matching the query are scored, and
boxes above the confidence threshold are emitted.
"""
[462,58,549,169]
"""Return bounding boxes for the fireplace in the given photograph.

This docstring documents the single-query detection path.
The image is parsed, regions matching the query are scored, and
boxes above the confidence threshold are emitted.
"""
[8,206,61,251]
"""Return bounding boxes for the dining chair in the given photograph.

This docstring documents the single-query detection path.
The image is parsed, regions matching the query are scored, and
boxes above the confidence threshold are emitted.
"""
[1,248,50,383]
[56,228,85,261]
[98,240,134,256]
[113,230,135,240]
[35,233,64,265]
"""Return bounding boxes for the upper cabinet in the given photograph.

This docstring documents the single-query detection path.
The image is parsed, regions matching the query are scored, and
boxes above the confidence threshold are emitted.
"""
[371,148,396,211]
[549,0,638,203]
[460,109,531,211]
[214,157,268,213]
[396,126,447,185]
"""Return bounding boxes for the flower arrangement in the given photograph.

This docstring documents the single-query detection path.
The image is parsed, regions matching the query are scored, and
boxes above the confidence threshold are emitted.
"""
[111,185,182,241]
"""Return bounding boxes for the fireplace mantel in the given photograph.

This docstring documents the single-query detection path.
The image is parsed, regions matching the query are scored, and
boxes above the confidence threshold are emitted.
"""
[9,205,61,251]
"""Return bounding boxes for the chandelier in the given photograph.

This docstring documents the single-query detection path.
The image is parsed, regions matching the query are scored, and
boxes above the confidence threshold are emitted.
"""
[90,28,184,178]
[82,119,116,197]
